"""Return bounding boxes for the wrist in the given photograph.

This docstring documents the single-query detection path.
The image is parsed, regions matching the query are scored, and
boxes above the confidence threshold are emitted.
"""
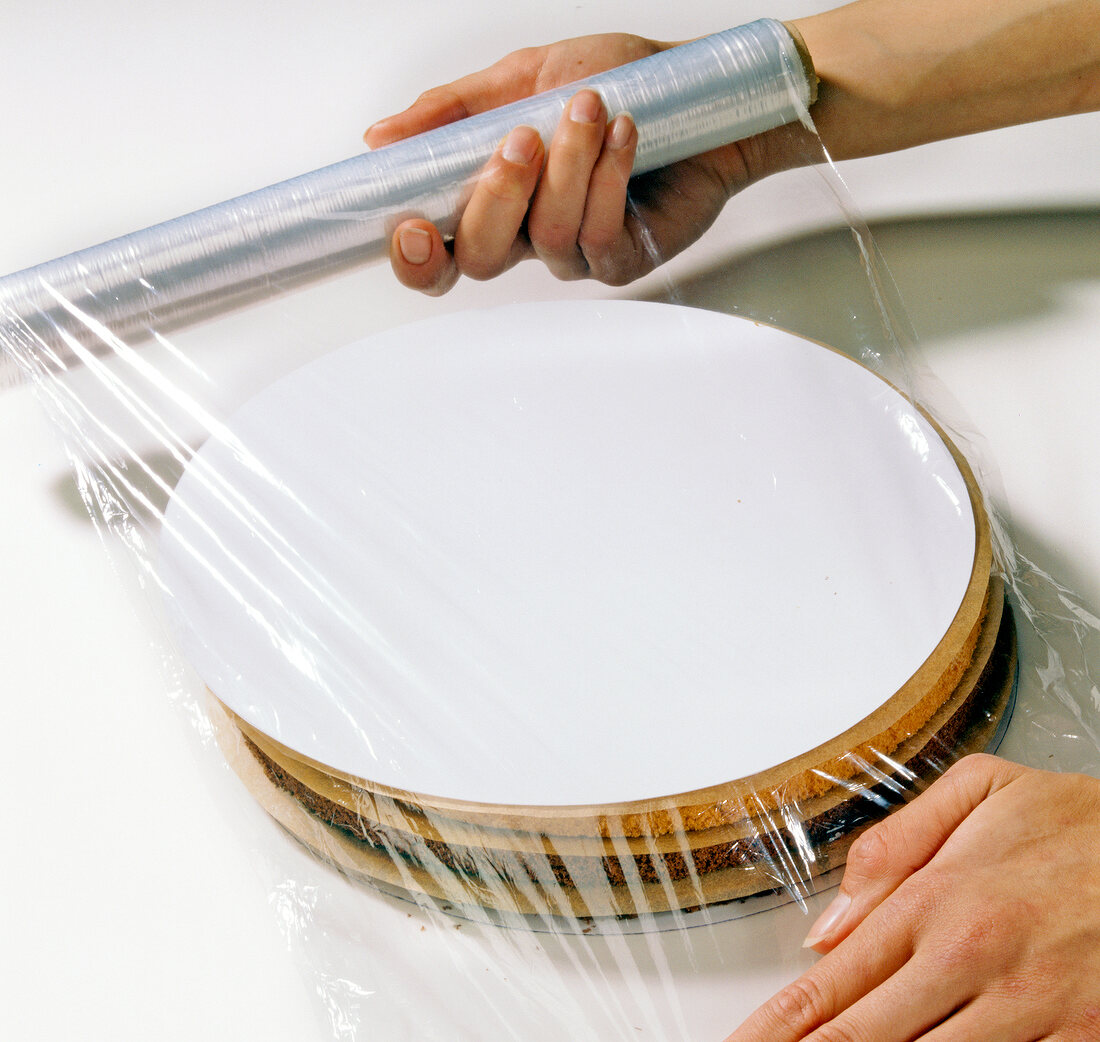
[786,0,1100,162]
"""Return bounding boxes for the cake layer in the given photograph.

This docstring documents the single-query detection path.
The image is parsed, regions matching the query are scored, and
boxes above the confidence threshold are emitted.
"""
[212,586,1015,919]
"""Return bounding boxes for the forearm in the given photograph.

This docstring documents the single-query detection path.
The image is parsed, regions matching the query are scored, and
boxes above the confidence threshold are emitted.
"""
[789,0,1100,161]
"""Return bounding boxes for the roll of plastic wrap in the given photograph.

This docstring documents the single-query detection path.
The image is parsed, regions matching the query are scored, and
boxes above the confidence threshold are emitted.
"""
[0,19,812,361]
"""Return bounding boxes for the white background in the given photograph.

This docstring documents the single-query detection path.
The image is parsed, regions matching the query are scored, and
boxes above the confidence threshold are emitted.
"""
[1,1,1098,1039]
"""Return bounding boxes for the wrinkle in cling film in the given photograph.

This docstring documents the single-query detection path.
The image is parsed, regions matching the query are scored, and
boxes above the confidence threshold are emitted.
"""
[1,17,1098,1042]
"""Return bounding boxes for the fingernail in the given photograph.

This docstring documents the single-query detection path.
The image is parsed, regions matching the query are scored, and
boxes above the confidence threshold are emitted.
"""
[607,113,635,150]
[570,90,602,124]
[502,125,540,165]
[802,892,851,949]
[398,227,432,265]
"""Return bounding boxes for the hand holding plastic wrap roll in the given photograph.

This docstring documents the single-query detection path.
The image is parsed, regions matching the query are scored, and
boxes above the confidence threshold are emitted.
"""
[369,0,1100,297]
[2,1,1100,1040]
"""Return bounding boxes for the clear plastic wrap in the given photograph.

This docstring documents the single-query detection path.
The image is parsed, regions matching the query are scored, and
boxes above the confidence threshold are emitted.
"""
[3,6,1099,1040]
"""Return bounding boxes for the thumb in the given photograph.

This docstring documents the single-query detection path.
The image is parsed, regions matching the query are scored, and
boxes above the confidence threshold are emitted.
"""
[803,753,1026,952]
[388,220,458,296]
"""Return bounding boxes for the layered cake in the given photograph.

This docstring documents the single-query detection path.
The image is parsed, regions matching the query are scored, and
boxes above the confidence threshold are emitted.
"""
[161,301,1013,920]
[211,586,1013,919]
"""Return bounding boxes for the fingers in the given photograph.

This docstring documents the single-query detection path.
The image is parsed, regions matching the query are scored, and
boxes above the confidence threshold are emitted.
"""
[803,755,1027,953]
[364,34,665,148]
[386,90,643,294]
[525,90,607,279]
[364,47,546,148]
[524,91,640,283]
[727,917,1031,1042]
[366,34,682,293]
[523,89,627,280]
[916,998,1045,1042]
[729,762,1100,1041]
[577,114,640,282]
[388,124,544,293]
[365,85,471,148]
[453,124,544,281]
[728,849,1007,1042]
[724,896,919,1042]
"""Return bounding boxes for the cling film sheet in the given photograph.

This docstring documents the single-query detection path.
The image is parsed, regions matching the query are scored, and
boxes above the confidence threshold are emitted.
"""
[2,3,1099,1039]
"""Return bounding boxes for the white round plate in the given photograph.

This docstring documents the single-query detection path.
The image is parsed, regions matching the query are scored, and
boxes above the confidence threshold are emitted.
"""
[160,301,976,807]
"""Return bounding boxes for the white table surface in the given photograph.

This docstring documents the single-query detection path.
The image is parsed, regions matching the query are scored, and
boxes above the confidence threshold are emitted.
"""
[2,2,1098,1039]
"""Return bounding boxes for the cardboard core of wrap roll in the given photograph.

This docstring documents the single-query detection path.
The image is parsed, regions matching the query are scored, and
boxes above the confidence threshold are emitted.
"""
[781,22,820,104]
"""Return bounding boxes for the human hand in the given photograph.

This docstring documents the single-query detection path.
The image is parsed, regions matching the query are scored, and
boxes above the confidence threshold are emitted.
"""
[363,34,761,294]
[726,753,1100,1041]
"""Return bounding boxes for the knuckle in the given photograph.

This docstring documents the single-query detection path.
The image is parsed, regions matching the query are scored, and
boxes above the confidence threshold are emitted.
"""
[535,250,586,283]
[460,262,501,283]
[884,870,943,929]
[530,219,578,259]
[943,751,999,785]
[989,966,1049,1002]
[928,932,983,974]
[503,46,541,72]
[577,224,616,258]
[925,907,1006,974]
[550,267,585,284]
[590,158,632,193]
[453,246,502,283]
[845,825,892,880]
[581,239,647,287]
[481,164,532,203]
[770,975,833,1027]
[593,265,637,288]
[415,85,466,120]
[812,1024,864,1042]
[552,133,603,169]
